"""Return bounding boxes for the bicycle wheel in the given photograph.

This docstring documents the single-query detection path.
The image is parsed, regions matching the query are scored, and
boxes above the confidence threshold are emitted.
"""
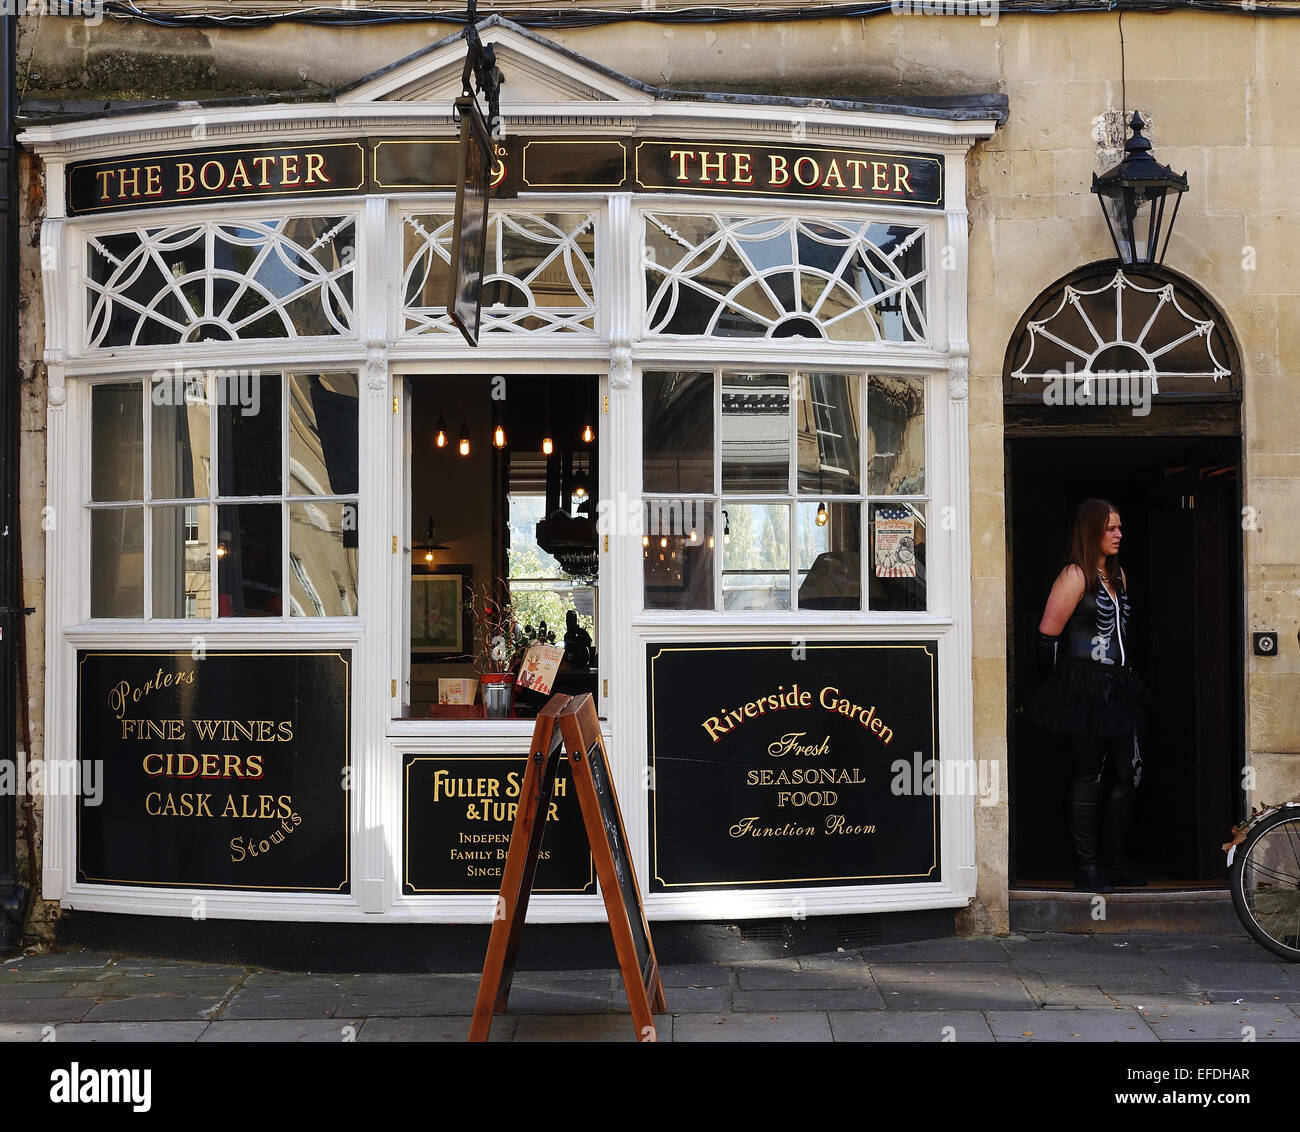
[1230,807,1300,962]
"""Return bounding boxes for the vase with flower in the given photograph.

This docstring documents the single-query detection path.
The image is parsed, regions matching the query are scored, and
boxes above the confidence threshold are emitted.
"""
[469,579,523,718]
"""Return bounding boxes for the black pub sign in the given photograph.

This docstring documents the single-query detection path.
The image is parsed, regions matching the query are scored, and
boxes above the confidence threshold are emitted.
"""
[67,136,944,214]
[647,641,940,890]
[76,650,350,892]
[403,754,594,894]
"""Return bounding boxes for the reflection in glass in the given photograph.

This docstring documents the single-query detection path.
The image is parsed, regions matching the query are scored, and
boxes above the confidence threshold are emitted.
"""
[722,502,789,610]
[289,373,359,496]
[797,372,860,496]
[91,383,143,502]
[217,503,282,617]
[869,502,926,612]
[289,502,359,616]
[643,500,713,611]
[643,371,713,494]
[90,507,143,617]
[797,501,860,610]
[151,385,210,500]
[218,373,282,497]
[152,504,210,618]
[868,376,925,495]
[721,374,789,494]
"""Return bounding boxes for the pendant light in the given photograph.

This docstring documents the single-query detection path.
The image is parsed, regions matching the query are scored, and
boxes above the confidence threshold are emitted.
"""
[493,423,506,449]
[458,376,470,457]
[815,501,829,527]
[582,381,595,444]
[722,509,731,546]
[541,380,553,456]
[435,382,447,449]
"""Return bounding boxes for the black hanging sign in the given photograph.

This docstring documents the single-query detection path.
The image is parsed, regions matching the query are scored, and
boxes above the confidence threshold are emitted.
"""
[647,641,940,890]
[402,754,594,894]
[447,95,493,347]
[76,650,350,892]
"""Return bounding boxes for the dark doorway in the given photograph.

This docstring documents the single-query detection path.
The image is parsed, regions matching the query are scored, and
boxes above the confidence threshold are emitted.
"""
[1007,431,1244,887]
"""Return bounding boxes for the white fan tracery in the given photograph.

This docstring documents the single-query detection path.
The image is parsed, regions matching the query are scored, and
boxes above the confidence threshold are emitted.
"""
[642,213,928,343]
[1011,269,1231,394]
[401,211,598,335]
[85,217,357,348]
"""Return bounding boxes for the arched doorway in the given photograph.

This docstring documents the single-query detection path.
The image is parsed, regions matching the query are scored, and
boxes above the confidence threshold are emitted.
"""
[1004,260,1244,889]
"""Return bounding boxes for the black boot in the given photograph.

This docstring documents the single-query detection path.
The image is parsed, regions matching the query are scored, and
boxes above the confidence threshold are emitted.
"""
[1103,785,1147,887]
[1068,780,1113,892]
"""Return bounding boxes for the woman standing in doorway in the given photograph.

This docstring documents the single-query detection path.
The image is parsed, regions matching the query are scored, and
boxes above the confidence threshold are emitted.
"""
[1033,498,1146,892]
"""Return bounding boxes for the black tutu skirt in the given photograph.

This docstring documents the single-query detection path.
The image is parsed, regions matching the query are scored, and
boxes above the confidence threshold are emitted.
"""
[1028,659,1147,739]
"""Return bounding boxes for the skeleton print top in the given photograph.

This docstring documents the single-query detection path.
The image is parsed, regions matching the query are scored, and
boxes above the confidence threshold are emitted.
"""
[1062,569,1131,667]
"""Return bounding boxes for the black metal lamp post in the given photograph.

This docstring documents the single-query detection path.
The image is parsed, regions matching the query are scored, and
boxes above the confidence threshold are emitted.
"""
[1091,111,1189,266]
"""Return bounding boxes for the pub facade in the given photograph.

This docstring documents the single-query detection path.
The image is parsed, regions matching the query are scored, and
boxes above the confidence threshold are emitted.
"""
[8,6,1295,945]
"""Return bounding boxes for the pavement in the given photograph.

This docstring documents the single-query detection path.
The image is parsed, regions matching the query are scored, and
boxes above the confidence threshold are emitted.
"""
[3,928,1300,1043]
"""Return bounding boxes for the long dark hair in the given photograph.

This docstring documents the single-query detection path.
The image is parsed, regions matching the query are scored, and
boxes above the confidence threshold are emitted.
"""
[1065,497,1120,585]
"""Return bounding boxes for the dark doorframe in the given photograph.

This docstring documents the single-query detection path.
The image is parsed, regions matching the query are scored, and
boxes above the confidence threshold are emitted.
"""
[1005,413,1244,888]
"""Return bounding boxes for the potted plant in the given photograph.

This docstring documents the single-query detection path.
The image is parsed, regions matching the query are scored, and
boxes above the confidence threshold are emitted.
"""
[468,579,523,718]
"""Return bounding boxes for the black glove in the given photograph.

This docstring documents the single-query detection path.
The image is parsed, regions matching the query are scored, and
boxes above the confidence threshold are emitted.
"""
[1036,631,1061,678]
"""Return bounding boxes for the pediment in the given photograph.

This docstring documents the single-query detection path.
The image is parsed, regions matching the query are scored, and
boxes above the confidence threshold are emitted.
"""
[338,18,655,109]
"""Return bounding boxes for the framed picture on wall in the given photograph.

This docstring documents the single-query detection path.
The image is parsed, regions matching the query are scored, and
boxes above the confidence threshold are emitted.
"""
[411,565,473,661]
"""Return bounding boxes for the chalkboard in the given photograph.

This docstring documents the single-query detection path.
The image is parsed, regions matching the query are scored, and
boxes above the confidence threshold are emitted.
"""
[76,649,350,892]
[557,695,665,1034]
[471,694,665,1042]
[647,641,940,890]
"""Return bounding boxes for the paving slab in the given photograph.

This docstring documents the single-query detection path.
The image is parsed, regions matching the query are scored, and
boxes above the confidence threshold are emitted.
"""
[658,963,732,987]
[108,959,248,976]
[671,1011,834,1042]
[1136,1002,1300,1041]
[358,1016,516,1042]
[861,939,1013,963]
[1171,962,1300,993]
[0,967,112,985]
[868,961,1018,981]
[0,999,94,1023]
[985,1009,1159,1042]
[735,963,874,990]
[492,983,612,1014]
[828,1010,995,1042]
[732,988,884,1012]
[0,981,95,999]
[877,980,1037,1012]
[42,1022,210,1042]
[83,996,224,1022]
[1018,973,1121,1010]
[619,986,729,1013]
[243,972,357,990]
[1,952,116,971]
[1094,973,1200,996]
[335,990,478,1017]
[112,974,244,997]
[513,1014,669,1042]
[349,973,470,995]
[222,989,345,1019]
[59,979,129,998]
[200,1020,358,1042]
[0,1023,55,1041]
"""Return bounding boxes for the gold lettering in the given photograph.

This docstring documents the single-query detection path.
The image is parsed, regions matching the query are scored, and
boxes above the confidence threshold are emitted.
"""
[893,163,913,194]
[668,149,694,182]
[95,169,115,198]
[793,155,820,187]
[845,158,868,190]
[227,159,253,190]
[821,158,846,190]
[733,152,754,185]
[144,166,163,196]
[871,161,890,192]
[698,151,726,183]
[304,151,331,185]
[280,154,301,186]
[768,153,790,186]
[199,160,225,192]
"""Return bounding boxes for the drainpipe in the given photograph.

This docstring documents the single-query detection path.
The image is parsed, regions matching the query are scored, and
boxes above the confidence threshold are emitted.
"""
[0,10,28,953]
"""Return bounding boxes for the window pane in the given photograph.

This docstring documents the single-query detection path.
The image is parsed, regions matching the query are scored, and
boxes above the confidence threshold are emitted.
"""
[289,373,359,496]
[90,507,143,616]
[643,371,713,494]
[289,502,358,616]
[150,380,210,500]
[218,372,281,497]
[868,376,925,494]
[721,373,789,494]
[869,502,926,611]
[152,504,210,618]
[91,383,143,501]
[644,499,714,610]
[217,503,282,616]
[722,502,789,610]
[797,372,860,496]
[797,500,861,611]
